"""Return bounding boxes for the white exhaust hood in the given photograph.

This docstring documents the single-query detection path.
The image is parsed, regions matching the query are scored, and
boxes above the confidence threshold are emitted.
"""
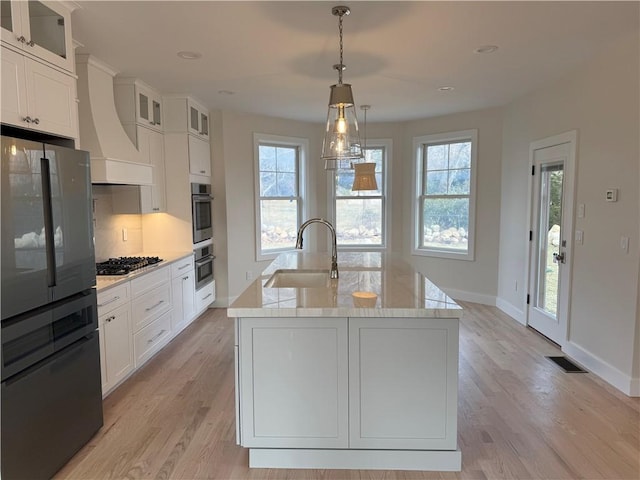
[75,54,152,185]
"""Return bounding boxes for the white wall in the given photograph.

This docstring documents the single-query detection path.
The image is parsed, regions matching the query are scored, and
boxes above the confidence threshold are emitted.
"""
[497,30,640,393]
[402,108,504,303]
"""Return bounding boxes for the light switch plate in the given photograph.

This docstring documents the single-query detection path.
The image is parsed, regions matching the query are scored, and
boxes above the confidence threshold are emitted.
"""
[620,236,629,253]
[575,230,583,245]
[577,203,585,218]
[606,189,618,202]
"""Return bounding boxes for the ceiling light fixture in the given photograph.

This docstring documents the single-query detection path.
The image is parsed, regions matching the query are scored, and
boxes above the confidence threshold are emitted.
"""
[474,45,498,54]
[321,5,363,170]
[177,51,202,60]
[352,105,378,191]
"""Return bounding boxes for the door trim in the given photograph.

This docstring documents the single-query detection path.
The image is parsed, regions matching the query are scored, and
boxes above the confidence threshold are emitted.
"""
[524,130,578,347]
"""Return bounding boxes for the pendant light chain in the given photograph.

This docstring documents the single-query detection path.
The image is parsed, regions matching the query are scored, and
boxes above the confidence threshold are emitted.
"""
[338,13,344,85]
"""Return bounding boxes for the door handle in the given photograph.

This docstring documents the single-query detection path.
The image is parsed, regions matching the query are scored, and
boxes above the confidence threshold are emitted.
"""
[553,252,565,264]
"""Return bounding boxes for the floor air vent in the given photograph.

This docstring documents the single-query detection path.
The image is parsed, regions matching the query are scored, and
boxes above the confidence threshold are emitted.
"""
[546,356,587,373]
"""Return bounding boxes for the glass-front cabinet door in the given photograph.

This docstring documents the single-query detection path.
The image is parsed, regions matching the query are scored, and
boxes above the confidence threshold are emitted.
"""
[0,1,74,72]
[188,98,209,140]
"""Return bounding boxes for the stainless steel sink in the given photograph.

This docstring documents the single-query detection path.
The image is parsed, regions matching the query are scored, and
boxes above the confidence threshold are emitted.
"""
[264,269,331,288]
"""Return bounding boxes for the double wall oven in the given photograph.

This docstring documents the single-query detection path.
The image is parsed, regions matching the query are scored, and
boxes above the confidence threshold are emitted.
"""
[191,183,214,291]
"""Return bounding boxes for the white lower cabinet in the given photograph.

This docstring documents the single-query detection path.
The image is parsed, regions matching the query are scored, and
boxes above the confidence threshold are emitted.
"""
[195,280,215,312]
[236,316,459,451]
[130,265,172,368]
[97,283,133,395]
[134,309,172,367]
[239,317,349,448]
[171,256,196,334]
[348,317,458,450]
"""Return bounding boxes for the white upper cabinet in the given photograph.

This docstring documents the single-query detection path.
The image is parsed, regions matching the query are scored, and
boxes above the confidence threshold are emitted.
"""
[187,98,209,140]
[1,0,75,73]
[114,77,163,132]
[1,45,78,138]
[163,95,210,141]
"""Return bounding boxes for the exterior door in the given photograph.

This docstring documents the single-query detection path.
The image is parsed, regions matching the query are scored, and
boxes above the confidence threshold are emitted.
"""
[527,132,576,346]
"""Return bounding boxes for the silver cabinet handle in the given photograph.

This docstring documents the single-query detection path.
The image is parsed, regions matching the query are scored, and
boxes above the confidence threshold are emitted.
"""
[199,170,206,174]
[147,329,167,345]
[16,35,26,43]
[32,118,39,125]
[182,276,189,281]
[98,295,120,307]
[145,299,165,312]
[26,39,35,47]
[202,293,212,300]
[178,264,190,270]
[105,315,115,323]
[23,116,32,124]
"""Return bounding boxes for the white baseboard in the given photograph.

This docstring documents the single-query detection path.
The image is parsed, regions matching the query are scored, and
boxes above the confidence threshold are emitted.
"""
[444,288,495,306]
[249,448,461,471]
[495,297,526,325]
[563,341,639,397]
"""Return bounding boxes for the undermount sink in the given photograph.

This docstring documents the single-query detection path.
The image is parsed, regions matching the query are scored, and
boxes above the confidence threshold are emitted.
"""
[264,269,331,288]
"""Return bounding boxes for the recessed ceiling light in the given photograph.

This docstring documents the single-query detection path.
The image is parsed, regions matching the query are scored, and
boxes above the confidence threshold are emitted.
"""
[218,90,235,95]
[438,86,455,92]
[474,45,499,54]
[177,51,202,60]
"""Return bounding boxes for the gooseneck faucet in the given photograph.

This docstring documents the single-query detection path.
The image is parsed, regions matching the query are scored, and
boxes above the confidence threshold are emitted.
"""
[295,218,339,279]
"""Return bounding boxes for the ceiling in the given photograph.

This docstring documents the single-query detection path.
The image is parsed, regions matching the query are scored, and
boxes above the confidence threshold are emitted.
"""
[72,1,639,123]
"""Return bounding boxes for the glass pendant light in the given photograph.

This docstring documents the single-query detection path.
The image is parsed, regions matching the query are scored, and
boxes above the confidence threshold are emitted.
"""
[321,5,364,170]
[352,105,378,191]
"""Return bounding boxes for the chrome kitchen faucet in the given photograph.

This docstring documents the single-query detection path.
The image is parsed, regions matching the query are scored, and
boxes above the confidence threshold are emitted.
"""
[295,218,339,279]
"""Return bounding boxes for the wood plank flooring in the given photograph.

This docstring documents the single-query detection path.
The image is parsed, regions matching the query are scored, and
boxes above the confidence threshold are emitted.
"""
[54,303,640,480]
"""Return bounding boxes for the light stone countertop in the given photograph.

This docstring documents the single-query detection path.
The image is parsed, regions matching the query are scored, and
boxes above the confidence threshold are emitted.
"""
[228,251,462,318]
[95,251,193,292]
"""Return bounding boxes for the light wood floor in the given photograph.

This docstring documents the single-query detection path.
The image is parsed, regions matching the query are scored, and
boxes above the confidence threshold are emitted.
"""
[55,303,640,480]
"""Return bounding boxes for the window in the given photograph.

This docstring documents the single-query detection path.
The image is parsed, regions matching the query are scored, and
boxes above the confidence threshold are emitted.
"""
[413,130,477,260]
[330,139,390,249]
[254,133,307,260]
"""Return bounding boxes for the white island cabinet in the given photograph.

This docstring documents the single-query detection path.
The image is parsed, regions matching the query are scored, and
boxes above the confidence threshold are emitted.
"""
[228,251,462,472]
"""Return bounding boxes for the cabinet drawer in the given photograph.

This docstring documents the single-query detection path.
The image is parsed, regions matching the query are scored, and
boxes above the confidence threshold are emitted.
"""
[196,280,215,312]
[130,265,170,297]
[171,256,194,278]
[97,283,130,315]
[131,283,172,332]
[133,310,171,368]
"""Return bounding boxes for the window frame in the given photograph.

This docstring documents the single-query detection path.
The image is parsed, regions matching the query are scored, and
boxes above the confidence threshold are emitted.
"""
[254,133,308,261]
[412,129,477,261]
[328,138,391,251]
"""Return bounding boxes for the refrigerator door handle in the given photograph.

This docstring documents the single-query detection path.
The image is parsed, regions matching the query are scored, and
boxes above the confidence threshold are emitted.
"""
[40,157,57,288]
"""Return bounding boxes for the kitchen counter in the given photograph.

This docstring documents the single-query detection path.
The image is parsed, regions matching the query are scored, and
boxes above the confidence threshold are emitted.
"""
[229,251,462,471]
[228,251,462,318]
[95,251,193,292]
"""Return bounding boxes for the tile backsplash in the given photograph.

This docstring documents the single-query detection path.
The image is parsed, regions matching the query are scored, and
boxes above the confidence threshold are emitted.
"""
[92,185,143,261]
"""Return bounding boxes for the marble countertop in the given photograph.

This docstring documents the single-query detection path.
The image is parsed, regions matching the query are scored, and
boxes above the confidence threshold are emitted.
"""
[95,251,193,292]
[228,251,462,318]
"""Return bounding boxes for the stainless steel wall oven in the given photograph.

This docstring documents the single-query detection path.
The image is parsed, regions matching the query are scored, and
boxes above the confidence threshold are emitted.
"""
[191,183,213,244]
[194,242,215,290]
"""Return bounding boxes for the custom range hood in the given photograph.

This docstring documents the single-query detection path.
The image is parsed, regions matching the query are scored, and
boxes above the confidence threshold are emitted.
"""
[75,54,152,185]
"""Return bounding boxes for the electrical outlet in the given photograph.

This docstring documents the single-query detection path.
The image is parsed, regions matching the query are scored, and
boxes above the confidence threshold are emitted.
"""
[246,271,254,281]
[577,203,585,218]
[122,228,128,242]
[620,236,629,253]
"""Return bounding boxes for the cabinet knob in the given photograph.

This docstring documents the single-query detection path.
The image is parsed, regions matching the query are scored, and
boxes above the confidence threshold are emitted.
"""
[26,39,35,47]
[200,170,205,174]
[32,118,40,125]
[16,35,26,43]
[106,315,115,323]
[23,116,32,124]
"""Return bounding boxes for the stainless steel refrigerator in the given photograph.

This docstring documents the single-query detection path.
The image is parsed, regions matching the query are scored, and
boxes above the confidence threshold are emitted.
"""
[1,135,103,480]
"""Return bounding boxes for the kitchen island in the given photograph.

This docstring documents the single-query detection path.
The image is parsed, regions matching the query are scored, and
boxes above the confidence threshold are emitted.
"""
[228,251,462,471]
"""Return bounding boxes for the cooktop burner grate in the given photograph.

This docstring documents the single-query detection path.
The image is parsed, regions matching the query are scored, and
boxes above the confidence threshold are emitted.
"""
[96,256,163,276]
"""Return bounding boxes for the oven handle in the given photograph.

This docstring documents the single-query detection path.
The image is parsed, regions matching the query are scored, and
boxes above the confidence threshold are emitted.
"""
[195,255,214,266]
[192,194,214,200]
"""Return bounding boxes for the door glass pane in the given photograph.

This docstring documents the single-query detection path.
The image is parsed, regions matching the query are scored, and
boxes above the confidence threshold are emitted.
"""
[28,1,67,58]
[152,100,161,126]
[1,1,13,32]
[201,113,209,136]
[535,164,563,317]
[190,106,198,131]
[139,93,149,121]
